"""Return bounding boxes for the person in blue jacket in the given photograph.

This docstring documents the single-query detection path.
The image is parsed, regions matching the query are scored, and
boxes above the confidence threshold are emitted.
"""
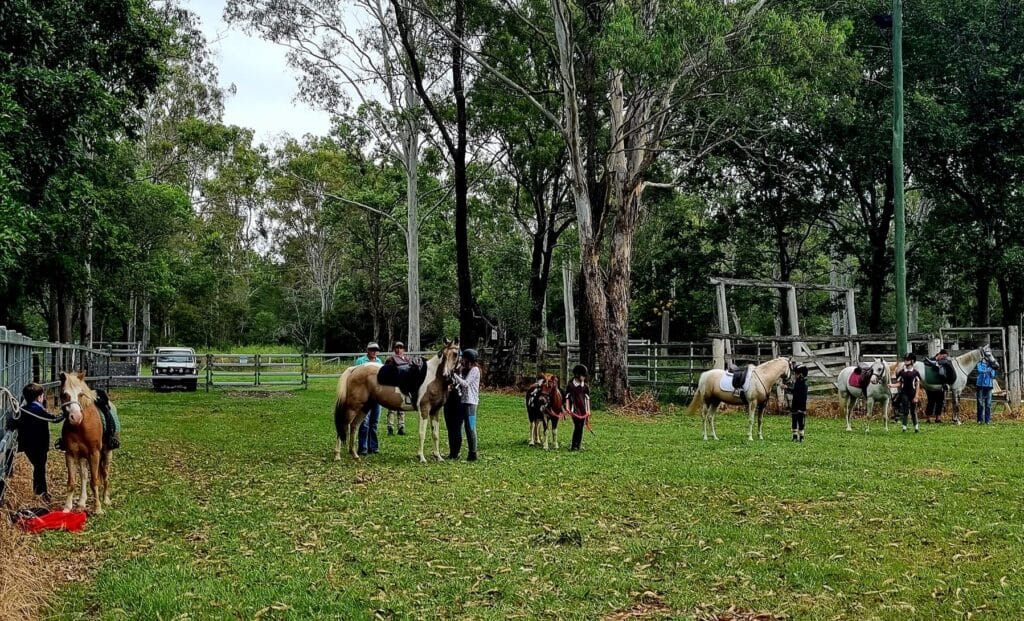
[976,359,998,424]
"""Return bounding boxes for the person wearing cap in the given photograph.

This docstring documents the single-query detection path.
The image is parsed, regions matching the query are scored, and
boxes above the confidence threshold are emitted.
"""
[450,348,481,461]
[385,342,410,435]
[354,342,383,455]
[565,364,591,451]
[891,353,921,432]
[790,366,809,442]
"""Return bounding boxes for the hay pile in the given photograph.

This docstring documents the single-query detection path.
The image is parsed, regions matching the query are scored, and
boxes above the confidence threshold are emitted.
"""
[611,390,661,417]
[0,453,62,620]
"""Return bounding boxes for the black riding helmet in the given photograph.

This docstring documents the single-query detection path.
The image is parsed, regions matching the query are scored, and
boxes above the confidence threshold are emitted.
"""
[462,348,479,362]
[904,352,916,362]
[572,364,588,377]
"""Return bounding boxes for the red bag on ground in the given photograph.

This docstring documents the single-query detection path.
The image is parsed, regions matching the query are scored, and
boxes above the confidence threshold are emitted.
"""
[17,510,87,533]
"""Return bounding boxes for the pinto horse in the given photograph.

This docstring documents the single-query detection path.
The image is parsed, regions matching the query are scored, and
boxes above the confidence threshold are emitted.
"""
[334,339,461,463]
[526,374,563,449]
[687,357,795,441]
[58,372,111,514]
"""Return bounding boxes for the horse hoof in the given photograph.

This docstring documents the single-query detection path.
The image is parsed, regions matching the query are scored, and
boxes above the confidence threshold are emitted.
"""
[846,427,853,432]
[333,454,341,462]
[418,455,427,463]
[434,454,444,462]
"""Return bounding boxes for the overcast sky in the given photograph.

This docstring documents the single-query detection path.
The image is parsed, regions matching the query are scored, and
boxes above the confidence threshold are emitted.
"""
[184,0,333,144]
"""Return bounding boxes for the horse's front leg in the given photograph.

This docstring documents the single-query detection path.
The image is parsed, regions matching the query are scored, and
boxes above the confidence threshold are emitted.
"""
[63,452,76,512]
[78,458,89,510]
[417,409,428,463]
[747,403,756,441]
[431,414,444,461]
[865,398,875,432]
[528,419,536,446]
[756,403,765,441]
[845,395,855,432]
[952,390,962,425]
[88,451,103,515]
[882,394,890,431]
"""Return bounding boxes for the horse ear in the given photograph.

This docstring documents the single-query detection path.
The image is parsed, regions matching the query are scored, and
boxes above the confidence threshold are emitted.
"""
[453,338,460,346]
[76,370,85,380]
[443,338,451,346]
[59,372,67,383]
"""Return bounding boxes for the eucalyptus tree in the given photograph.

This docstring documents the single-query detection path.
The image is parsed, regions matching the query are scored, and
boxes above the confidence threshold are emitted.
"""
[226,0,434,350]
[427,0,852,402]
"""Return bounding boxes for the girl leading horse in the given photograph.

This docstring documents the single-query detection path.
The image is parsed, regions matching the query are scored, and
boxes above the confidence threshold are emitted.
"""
[688,357,795,441]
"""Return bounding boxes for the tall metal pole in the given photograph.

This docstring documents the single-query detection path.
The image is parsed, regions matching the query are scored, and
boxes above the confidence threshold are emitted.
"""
[892,0,908,356]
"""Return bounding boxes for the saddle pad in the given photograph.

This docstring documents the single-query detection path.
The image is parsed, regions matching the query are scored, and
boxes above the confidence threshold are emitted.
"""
[719,371,752,393]
[848,369,870,391]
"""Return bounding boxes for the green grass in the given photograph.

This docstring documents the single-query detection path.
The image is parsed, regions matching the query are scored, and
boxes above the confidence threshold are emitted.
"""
[40,388,1024,620]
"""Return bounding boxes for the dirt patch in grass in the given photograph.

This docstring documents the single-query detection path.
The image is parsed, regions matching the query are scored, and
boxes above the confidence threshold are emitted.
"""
[694,605,788,621]
[224,390,295,399]
[916,467,954,479]
[604,591,673,620]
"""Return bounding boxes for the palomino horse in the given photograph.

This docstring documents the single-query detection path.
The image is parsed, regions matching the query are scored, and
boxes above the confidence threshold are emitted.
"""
[59,372,111,514]
[836,358,893,431]
[334,339,461,463]
[526,374,563,449]
[915,346,999,424]
[688,357,795,441]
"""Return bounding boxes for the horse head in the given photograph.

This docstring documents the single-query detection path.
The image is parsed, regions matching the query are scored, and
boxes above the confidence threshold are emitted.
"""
[781,357,796,388]
[980,345,1000,370]
[438,338,461,380]
[868,358,887,384]
[59,371,94,426]
[540,374,563,413]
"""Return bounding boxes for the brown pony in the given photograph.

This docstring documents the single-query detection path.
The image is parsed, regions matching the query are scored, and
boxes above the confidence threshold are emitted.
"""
[334,339,461,463]
[526,374,564,449]
[59,372,111,514]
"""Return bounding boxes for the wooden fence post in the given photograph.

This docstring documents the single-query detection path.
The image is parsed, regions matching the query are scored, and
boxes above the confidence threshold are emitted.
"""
[1007,326,1021,410]
[712,338,725,369]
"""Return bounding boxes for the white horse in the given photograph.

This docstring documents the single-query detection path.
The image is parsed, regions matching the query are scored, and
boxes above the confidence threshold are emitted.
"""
[687,357,795,441]
[836,358,893,431]
[915,346,999,424]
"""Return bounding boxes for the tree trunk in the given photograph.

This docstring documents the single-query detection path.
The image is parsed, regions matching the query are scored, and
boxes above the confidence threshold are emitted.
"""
[452,0,476,347]
[127,292,137,344]
[83,260,93,348]
[47,288,59,342]
[527,211,549,356]
[973,262,991,326]
[562,258,576,344]
[141,297,151,352]
[403,49,422,352]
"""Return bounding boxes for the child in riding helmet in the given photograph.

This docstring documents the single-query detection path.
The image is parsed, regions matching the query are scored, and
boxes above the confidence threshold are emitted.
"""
[891,353,921,432]
[565,364,591,451]
[451,348,481,461]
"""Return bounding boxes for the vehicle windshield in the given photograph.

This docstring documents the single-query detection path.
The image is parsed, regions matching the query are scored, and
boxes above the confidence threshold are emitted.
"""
[157,354,194,364]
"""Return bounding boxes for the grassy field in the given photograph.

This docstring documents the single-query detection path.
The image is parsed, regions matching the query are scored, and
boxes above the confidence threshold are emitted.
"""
[33,387,1024,620]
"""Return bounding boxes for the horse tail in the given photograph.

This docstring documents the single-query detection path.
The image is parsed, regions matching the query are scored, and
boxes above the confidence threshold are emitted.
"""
[687,375,706,415]
[334,367,354,440]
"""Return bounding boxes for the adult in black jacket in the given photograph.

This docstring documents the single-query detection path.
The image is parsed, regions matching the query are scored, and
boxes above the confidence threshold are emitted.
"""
[7,383,61,498]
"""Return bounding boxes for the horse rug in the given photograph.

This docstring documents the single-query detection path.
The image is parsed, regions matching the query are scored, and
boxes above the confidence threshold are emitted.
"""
[719,368,754,393]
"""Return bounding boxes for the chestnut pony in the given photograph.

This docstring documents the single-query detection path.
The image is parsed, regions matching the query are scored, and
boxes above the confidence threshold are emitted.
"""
[334,339,461,463]
[59,372,111,514]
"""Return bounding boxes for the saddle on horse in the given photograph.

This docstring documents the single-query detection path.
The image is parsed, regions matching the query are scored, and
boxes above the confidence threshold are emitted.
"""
[377,359,427,407]
[923,358,955,387]
[723,363,752,402]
